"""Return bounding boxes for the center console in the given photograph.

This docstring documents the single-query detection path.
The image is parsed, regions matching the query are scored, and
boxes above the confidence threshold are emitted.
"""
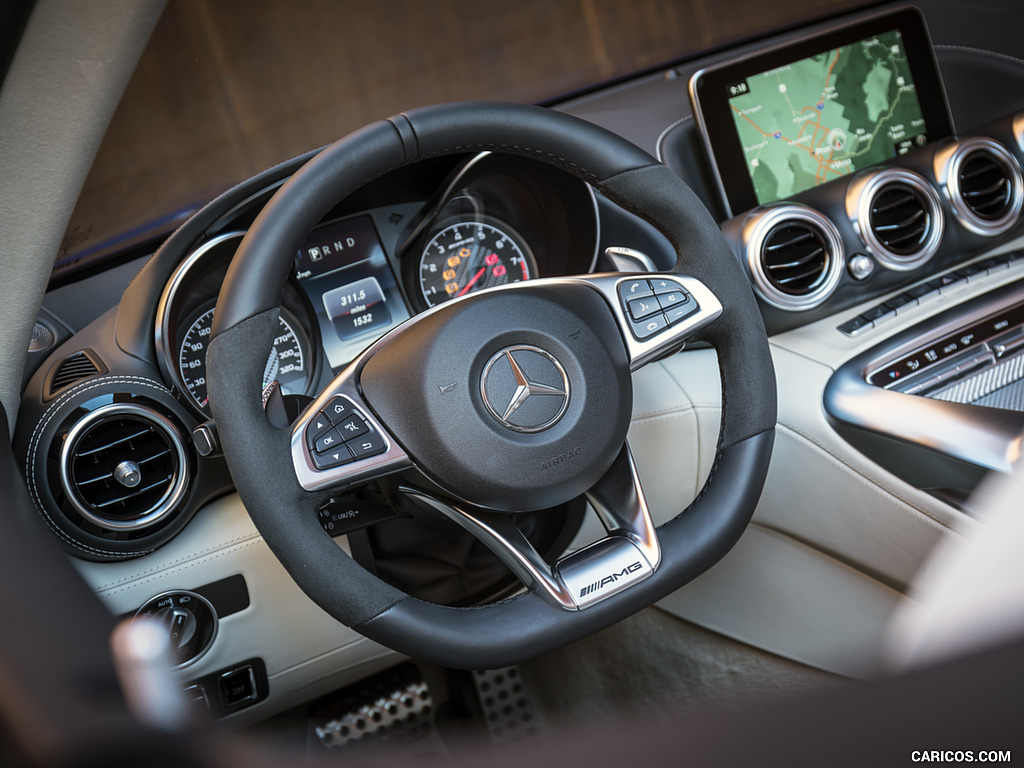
[825,273,1024,497]
[685,7,1024,501]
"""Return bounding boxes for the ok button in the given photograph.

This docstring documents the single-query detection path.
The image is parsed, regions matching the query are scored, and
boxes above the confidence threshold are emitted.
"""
[314,428,345,453]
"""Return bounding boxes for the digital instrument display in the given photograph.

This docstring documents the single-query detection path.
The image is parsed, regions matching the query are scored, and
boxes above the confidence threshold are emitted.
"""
[294,215,409,371]
[690,8,952,216]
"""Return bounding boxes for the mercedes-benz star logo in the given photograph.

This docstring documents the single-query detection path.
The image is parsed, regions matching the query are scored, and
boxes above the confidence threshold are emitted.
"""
[480,345,570,433]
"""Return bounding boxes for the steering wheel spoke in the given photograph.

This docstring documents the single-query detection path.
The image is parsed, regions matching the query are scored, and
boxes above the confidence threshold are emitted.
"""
[290,373,411,493]
[399,442,660,611]
[584,441,660,571]
[400,487,580,609]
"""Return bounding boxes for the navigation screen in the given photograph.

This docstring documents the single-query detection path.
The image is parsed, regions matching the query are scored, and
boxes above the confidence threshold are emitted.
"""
[728,29,926,205]
[689,8,952,216]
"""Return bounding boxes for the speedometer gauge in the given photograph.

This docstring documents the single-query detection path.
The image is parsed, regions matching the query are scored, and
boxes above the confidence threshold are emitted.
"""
[419,218,536,307]
[178,306,310,413]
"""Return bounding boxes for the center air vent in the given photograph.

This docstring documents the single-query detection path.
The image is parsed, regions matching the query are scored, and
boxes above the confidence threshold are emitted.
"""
[744,205,844,311]
[960,153,1010,218]
[763,222,829,293]
[59,403,189,531]
[870,184,930,254]
[850,168,943,271]
[938,137,1023,236]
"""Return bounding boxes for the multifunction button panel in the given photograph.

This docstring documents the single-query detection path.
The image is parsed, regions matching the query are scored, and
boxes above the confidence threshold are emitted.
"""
[304,395,387,470]
[617,277,699,341]
[838,251,1024,337]
[869,299,1024,396]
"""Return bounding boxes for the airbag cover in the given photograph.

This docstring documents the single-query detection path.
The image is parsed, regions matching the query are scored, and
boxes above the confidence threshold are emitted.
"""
[359,284,631,511]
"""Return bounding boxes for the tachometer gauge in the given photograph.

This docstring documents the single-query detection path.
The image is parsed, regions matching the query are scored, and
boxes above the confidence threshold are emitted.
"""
[178,306,310,413]
[419,218,536,307]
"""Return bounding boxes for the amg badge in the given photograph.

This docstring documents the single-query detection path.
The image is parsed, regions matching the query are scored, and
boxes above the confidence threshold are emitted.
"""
[578,561,645,599]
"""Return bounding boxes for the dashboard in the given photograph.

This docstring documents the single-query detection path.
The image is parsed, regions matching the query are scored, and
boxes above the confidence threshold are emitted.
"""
[18,150,604,566]
[11,0,1024,728]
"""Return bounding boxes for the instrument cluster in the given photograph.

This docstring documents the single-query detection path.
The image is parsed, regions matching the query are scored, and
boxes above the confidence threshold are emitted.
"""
[156,152,599,416]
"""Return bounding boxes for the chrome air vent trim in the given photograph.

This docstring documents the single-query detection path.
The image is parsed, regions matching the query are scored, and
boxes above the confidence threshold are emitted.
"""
[742,204,844,311]
[848,168,944,271]
[937,137,1023,236]
[59,403,189,532]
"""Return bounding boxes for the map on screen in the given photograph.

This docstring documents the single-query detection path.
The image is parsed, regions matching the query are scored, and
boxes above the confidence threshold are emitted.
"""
[726,29,928,205]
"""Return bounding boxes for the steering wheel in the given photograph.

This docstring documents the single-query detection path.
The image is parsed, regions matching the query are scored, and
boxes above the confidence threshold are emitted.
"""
[206,102,776,670]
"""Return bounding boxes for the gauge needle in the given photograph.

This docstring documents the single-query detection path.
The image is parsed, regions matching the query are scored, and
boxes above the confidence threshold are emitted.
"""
[457,267,486,296]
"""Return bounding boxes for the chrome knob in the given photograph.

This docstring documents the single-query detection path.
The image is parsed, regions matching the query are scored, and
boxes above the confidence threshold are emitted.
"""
[114,460,142,488]
[848,254,875,281]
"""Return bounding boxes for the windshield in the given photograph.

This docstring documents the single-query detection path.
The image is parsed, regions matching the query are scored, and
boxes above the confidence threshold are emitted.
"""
[59,0,865,267]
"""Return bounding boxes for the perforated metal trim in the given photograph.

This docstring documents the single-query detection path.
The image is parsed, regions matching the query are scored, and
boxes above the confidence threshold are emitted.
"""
[313,665,433,751]
[472,665,544,747]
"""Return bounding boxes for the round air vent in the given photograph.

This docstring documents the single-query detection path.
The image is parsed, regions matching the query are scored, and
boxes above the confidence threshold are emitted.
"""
[59,403,189,531]
[743,204,845,311]
[939,137,1023,236]
[849,168,943,271]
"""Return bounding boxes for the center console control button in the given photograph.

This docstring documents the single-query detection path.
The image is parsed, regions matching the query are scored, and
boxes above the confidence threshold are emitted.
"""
[883,294,915,313]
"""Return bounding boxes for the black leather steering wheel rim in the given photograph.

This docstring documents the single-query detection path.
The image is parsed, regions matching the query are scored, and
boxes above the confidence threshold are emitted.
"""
[207,101,776,669]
